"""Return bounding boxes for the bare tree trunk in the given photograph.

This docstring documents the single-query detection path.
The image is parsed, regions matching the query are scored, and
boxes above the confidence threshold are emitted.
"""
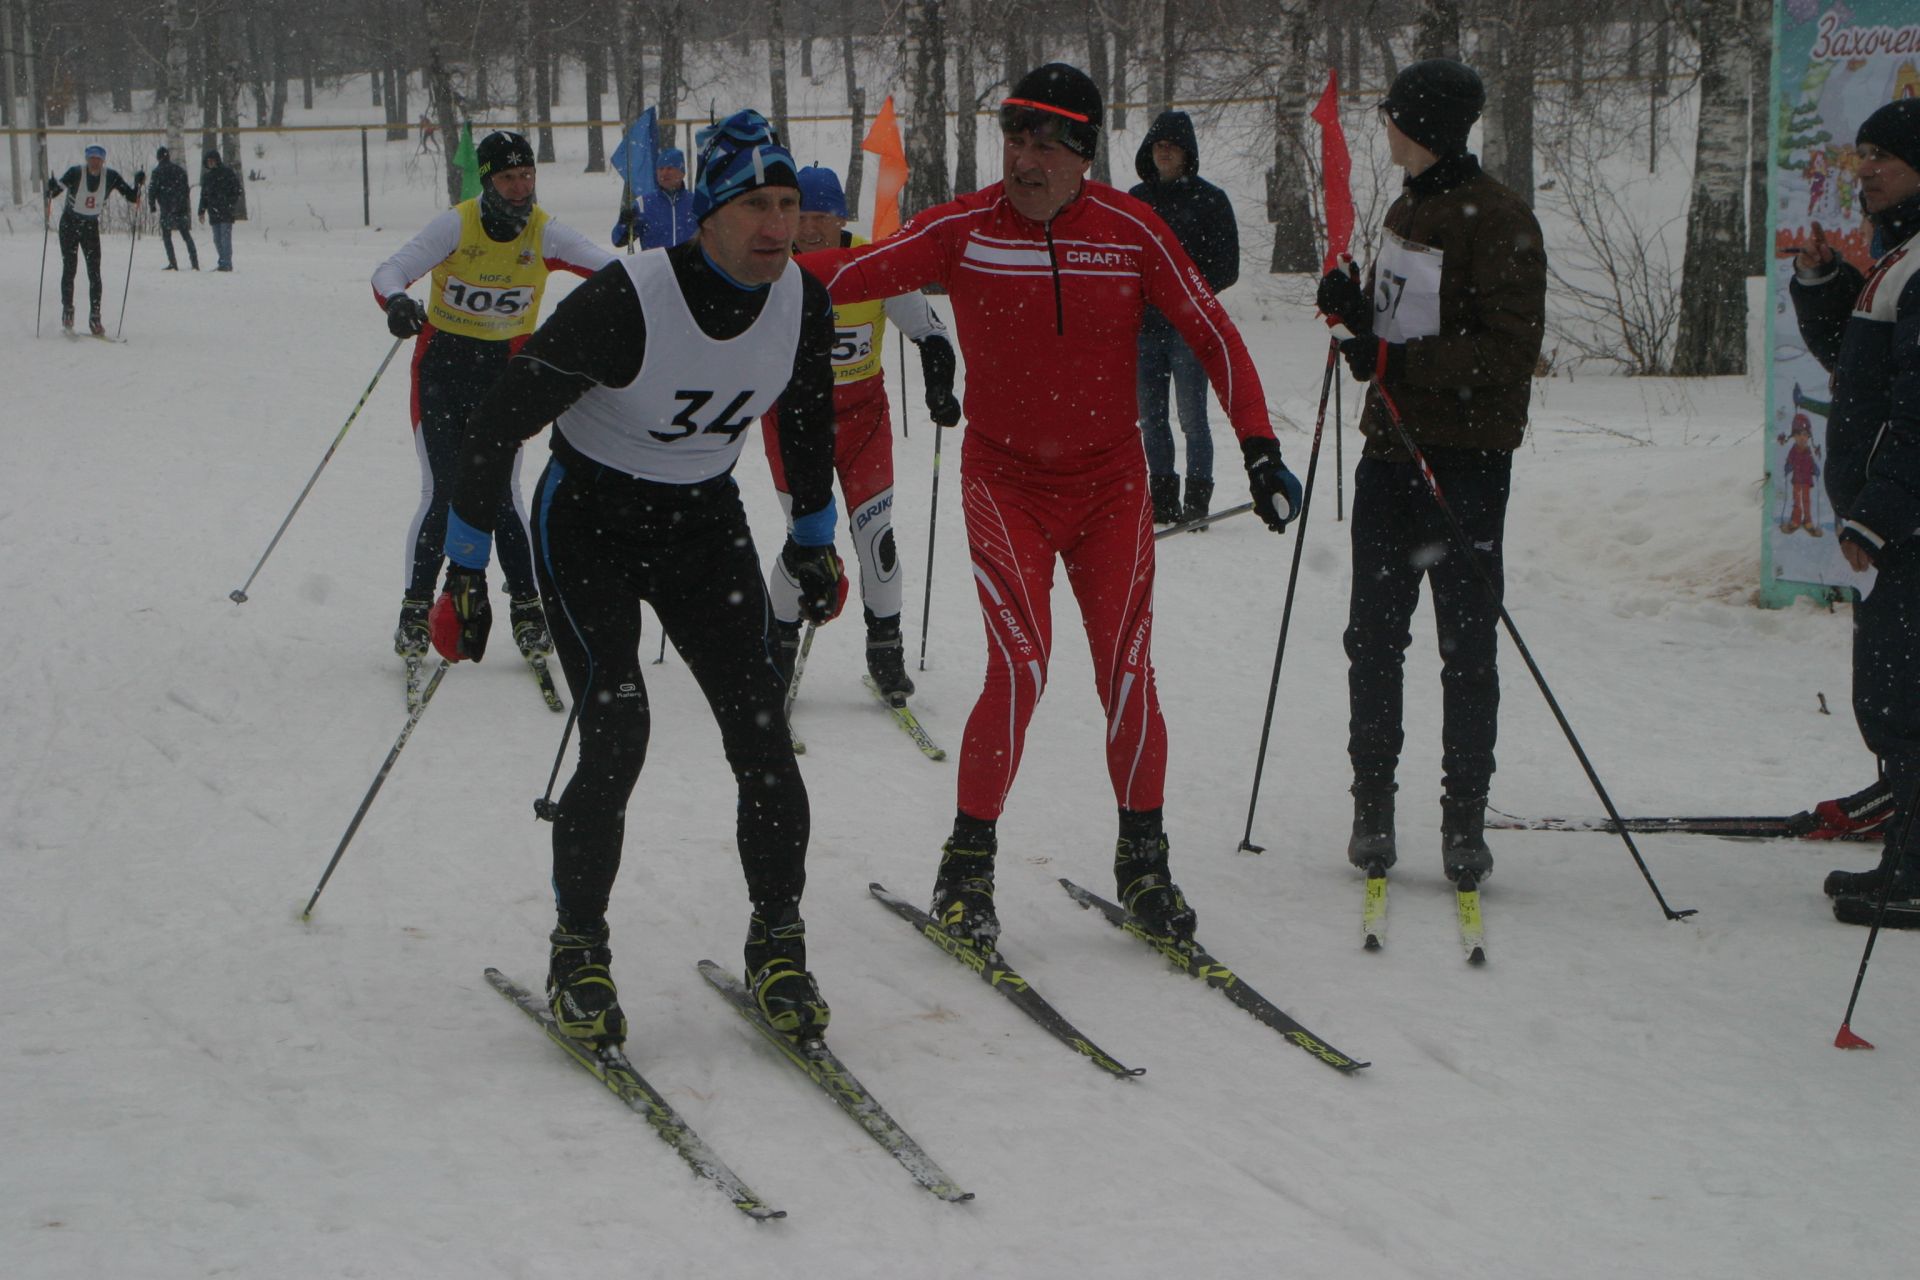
[303,52,313,111]
[1157,0,1175,111]
[584,37,607,172]
[768,0,790,144]
[2,0,19,206]
[1650,14,1668,173]
[1109,9,1128,131]
[424,1,463,206]
[1268,4,1316,273]
[842,23,865,214]
[514,3,533,132]
[269,23,288,127]
[1479,1,1536,207]
[1086,6,1110,185]
[242,9,270,128]
[900,0,950,219]
[534,22,555,162]
[658,3,682,134]
[1746,0,1770,271]
[1414,0,1461,60]
[161,0,188,162]
[954,0,979,192]
[22,0,45,189]
[1672,0,1748,376]
[202,15,221,155]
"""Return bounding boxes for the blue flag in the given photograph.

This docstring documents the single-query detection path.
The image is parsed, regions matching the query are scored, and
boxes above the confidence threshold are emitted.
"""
[610,107,659,203]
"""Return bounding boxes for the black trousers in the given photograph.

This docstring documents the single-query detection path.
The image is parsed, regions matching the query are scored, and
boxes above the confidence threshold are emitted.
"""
[57,213,103,313]
[530,437,807,928]
[1345,450,1513,800]
[1853,543,1920,874]
[406,332,538,601]
[160,212,198,268]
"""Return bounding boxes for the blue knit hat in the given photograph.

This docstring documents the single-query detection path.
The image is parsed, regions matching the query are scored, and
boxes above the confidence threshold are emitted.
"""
[797,165,848,218]
[84,144,106,159]
[658,147,685,171]
[691,110,798,223]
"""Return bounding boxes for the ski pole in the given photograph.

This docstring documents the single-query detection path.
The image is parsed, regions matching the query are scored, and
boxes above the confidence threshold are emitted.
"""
[1333,362,1345,522]
[533,699,583,822]
[783,621,817,723]
[1154,501,1254,539]
[1833,785,1920,1049]
[230,337,405,603]
[114,204,138,340]
[1238,339,1335,853]
[35,206,51,338]
[1368,367,1695,921]
[916,414,946,671]
[301,658,452,918]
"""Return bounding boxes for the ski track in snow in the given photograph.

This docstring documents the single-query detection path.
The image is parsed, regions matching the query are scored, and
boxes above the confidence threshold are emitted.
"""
[0,74,1911,1280]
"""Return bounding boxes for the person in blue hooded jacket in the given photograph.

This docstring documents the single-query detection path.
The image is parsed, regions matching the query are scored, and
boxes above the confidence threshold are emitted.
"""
[611,147,697,249]
[1129,109,1240,527]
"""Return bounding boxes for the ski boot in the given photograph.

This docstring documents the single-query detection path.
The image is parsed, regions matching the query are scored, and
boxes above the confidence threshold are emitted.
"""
[1180,477,1214,530]
[930,817,1000,950]
[770,618,803,688]
[392,597,431,658]
[1441,794,1493,885]
[61,305,75,333]
[509,596,553,658]
[865,609,915,706]
[1347,784,1397,871]
[89,311,105,338]
[1791,778,1896,842]
[547,923,627,1046]
[1114,820,1197,949]
[1150,475,1182,525]
[743,903,830,1040]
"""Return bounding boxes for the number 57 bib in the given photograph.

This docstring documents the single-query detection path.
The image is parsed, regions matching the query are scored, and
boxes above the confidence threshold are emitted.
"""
[1372,230,1445,344]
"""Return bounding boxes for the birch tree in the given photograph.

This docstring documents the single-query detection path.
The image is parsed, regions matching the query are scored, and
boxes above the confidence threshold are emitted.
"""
[900,0,950,219]
[1672,0,1749,376]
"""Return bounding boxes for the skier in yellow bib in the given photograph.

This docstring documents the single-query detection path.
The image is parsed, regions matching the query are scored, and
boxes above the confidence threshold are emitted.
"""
[371,131,612,705]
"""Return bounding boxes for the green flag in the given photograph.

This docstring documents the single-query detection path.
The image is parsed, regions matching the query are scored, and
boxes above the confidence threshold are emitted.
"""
[451,123,480,202]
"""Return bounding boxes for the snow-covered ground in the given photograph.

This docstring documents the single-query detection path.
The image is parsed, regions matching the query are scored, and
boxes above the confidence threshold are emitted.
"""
[2,68,1913,1280]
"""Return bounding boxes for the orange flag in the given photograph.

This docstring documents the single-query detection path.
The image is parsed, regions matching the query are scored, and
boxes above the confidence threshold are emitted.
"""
[862,94,909,240]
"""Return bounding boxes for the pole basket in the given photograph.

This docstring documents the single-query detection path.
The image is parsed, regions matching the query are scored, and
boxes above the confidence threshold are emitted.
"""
[1834,1022,1875,1050]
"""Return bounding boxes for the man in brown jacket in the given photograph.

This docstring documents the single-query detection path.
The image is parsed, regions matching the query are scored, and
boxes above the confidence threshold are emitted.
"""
[1315,58,1546,885]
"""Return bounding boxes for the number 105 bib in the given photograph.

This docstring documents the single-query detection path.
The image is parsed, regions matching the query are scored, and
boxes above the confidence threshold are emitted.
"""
[1371,230,1445,345]
[426,200,554,340]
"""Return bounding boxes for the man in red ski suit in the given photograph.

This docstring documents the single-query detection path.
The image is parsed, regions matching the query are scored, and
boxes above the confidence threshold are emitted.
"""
[803,63,1303,952]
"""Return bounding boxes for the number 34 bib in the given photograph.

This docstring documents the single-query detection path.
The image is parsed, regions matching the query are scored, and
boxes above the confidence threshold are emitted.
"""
[1371,230,1444,344]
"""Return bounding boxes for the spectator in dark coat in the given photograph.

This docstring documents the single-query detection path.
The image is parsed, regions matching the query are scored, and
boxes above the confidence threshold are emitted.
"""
[150,146,198,271]
[1130,109,1240,526]
[197,150,244,272]
[1789,98,1920,917]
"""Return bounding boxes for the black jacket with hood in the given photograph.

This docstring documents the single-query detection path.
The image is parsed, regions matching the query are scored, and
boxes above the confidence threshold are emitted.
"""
[1128,110,1239,335]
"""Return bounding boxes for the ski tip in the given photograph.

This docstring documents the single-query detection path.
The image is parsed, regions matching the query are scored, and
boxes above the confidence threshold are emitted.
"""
[1835,1023,1876,1050]
[1363,934,1382,951]
[1467,946,1487,966]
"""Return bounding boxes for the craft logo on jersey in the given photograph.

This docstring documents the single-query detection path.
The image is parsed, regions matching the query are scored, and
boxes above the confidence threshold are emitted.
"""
[1065,248,1126,267]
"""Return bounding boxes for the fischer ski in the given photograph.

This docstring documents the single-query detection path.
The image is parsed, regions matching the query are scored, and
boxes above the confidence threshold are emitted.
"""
[861,676,947,760]
[524,650,565,713]
[695,960,973,1203]
[1455,877,1487,964]
[1485,806,1880,842]
[1058,879,1369,1075]
[483,968,783,1221]
[1361,867,1389,951]
[868,883,1143,1079]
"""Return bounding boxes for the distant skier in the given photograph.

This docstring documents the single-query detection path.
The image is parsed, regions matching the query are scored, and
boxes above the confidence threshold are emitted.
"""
[370,130,611,703]
[44,144,142,336]
[759,163,961,707]
[1788,98,1920,921]
[427,110,844,1046]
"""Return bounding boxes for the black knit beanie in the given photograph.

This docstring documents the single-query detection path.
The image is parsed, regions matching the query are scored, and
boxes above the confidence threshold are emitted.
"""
[1004,63,1103,159]
[1380,59,1485,157]
[1857,99,1920,177]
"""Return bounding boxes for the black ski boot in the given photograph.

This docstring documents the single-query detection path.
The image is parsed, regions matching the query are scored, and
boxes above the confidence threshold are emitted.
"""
[392,597,431,658]
[1180,477,1214,530]
[1150,475,1182,525]
[1441,794,1493,885]
[930,816,1000,949]
[1114,816,1197,948]
[1348,784,1397,871]
[509,596,552,658]
[89,310,105,337]
[547,923,627,1046]
[744,903,830,1039]
[865,609,915,706]
[61,305,75,333]
[1823,834,1920,899]
[770,618,802,688]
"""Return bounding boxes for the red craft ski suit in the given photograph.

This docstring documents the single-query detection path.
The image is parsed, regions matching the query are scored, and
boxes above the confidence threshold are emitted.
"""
[804,180,1276,819]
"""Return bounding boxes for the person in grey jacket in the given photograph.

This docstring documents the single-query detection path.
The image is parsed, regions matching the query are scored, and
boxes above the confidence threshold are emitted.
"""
[1129,109,1240,526]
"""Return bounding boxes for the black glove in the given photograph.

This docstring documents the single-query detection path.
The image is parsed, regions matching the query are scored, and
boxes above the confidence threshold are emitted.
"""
[916,334,962,426]
[611,208,638,248]
[1316,257,1371,335]
[1339,335,1404,384]
[430,565,492,661]
[386,295,426,339]
[134,169,147,188]
[781,538,847,625]
[1242,436,1304,534]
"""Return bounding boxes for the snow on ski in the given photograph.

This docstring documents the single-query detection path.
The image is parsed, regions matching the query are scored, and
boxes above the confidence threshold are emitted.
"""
[1058,879,1370,1075]
[695,960,973,1203]
[483,968,784,1221]
[868,882,1143,1079]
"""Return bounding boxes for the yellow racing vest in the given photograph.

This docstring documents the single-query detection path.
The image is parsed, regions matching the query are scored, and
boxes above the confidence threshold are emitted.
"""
[829,234,888,386]
[426,200,553,340]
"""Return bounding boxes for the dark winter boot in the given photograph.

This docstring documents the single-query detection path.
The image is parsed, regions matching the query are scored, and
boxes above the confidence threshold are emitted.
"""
[865,609,915,706]
[770,618,802,688]
[89,309,104,338]
[1441,794,1493,885]
[547,923,627,1046]
[1150,475,1182,525]
[1114,813,1197,949]
[1348,784,1397,871]
[509,596,553,658]
[743,903,830,1040]
[1180,478,1214,530]
[392,597,431,658]
[930,816,1000,950]
[61,305,74,332]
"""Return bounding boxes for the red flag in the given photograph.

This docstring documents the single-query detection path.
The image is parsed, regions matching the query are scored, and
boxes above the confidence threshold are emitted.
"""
[1310,68,1353,275]
[862,95,909,240]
